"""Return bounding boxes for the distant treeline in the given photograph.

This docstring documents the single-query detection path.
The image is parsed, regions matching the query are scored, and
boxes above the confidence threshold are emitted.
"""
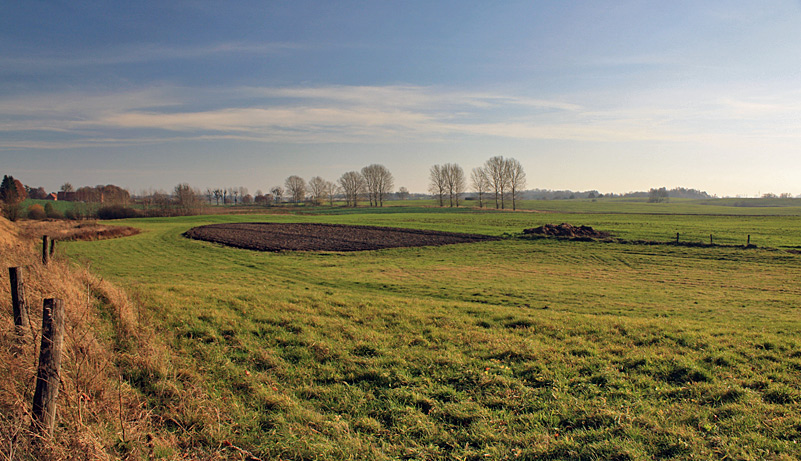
[513,187,712,200]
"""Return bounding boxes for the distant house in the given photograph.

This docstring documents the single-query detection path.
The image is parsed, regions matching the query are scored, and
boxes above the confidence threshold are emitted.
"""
[57,191,76,201]
[46,193,58,201]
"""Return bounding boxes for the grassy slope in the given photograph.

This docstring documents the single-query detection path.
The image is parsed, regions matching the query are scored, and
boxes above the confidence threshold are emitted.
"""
[64,206,801,460]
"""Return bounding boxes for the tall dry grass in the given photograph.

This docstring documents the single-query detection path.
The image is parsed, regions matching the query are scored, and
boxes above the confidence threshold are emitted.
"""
[0,218,158,460]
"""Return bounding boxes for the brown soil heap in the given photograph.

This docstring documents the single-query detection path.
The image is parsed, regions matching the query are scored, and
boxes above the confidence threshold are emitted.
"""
[184,222,500,252]
[523,223,610,239]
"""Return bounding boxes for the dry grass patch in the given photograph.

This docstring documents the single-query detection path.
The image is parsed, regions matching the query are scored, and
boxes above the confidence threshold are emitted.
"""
[0,217,190,460]
[18,219,140,242]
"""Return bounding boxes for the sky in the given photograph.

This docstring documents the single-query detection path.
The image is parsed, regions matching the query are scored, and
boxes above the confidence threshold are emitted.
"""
[2,1,801,197]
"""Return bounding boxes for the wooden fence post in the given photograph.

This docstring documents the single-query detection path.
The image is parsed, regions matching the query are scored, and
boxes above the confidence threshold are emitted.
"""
[49,238,56,258]
[9,267,30,340]
[42,236,50,265]
[747,235,751,246]
[676,232,680,244]
[32,298,65,438]
[710,234,713,245]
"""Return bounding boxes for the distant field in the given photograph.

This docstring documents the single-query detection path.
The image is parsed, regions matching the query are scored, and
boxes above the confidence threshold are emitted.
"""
[63,204,801,459]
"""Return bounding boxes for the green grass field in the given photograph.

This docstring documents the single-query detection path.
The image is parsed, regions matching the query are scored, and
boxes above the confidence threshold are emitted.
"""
[63,203,801,460]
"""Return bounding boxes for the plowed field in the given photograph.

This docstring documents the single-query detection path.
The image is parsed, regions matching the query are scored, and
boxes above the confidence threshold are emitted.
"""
[183,222,500,251]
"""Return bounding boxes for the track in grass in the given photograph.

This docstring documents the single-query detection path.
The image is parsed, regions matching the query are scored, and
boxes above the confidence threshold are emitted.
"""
[183,222,501,251]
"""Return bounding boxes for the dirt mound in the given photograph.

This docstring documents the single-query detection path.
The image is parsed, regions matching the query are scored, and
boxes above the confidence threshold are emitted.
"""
[184,223,500,252]
[523,223,610,239]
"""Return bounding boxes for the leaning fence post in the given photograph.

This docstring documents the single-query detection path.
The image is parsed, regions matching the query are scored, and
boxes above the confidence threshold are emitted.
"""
[42,236,50,265]
[32,298,65,438]
[9,267,30,340]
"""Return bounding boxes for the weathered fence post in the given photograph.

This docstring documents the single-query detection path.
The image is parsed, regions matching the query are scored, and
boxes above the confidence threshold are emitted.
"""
[42,236,50,265]
[747,235,751,246]
[676,232,680,244]
[32,298,65,438]
[49,238,56,258]
[710,234,713,245]
[9,267,30,340]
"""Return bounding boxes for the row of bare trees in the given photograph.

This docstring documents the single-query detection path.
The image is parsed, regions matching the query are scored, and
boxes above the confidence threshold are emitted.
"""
[430,156,526,210]
[205,186,250,206]
[277,164,395,207]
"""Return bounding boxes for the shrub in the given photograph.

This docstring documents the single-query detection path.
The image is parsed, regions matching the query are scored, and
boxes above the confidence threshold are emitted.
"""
[44,202,63,219]
[27,203,46,220]
[96,205,140,220]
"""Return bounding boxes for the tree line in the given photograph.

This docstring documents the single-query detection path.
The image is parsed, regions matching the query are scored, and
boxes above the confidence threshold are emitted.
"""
[429,156,527,210]
[267,164,396,208]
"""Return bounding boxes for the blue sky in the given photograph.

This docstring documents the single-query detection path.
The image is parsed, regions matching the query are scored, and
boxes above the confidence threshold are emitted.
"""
[2,1,801,196]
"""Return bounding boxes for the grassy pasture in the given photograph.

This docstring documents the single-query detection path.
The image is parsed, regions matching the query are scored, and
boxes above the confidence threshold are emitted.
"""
[63,204,801,460]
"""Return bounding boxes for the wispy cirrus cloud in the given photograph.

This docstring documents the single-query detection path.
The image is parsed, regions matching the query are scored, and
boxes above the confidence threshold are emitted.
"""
[3,84,801,151]
[0,41,303,70]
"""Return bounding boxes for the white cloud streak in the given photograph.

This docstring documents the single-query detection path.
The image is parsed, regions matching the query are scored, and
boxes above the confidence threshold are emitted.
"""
[2,84,801,150]
[0,42,303,70]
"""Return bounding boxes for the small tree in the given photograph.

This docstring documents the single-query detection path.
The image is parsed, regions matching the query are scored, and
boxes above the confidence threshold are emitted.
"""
[505,158,526,211]
[308,176,327,205]
[397,186,410,200]
[44,202,62,219]
[338,171,365,207]
[443,163,466,207]
[648,187,669,203]
[485,156,508,209]
[471,167,490,208]
[361,164,394,207]
[0,175,26,221]
[428,165,447,207]
[270,186,284,204]
[174,183,202,215]
[285,176,306,204]
[323,181,339,206]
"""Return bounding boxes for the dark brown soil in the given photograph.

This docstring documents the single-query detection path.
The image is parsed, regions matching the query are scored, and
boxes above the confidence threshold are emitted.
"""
[523,223,610,239]
[183,222,500,252]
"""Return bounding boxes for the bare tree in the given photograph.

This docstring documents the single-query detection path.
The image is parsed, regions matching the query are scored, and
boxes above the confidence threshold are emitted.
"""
[338,171,365,207]
[361,164,394,207]
[443,163,466,207]
[323,180,340,206]
[60,182,74,193]
[270,186,284,204]
[153,190,171,214]
[308,176,327,205]
[471,167,490,208]
[505,158,526,211]
[485,156,509,209]
[285,175,306,204]
[428,164,447,207]
[174,183,202,215]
